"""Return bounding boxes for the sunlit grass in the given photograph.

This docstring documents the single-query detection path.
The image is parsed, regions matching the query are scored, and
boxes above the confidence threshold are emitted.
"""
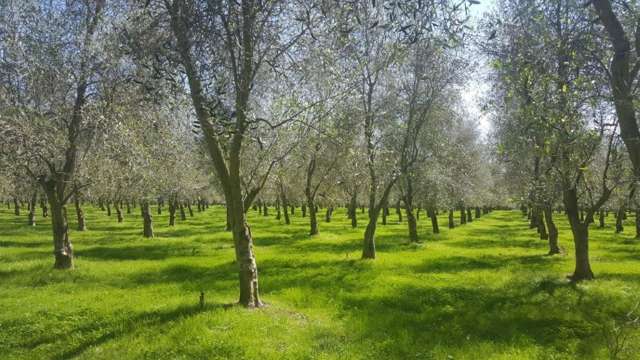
[0,205,639,359]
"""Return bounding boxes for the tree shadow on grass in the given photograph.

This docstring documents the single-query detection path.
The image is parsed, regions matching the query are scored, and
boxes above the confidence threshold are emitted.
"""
[337,278,604,358]
[78,244,202,261]
[21,303,225,360]
[412,254,555,274]
[0,240,47,248]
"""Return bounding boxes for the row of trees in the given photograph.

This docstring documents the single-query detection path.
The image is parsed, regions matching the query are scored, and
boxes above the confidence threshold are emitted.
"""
[484,0,640,281]
[0,0,505,307]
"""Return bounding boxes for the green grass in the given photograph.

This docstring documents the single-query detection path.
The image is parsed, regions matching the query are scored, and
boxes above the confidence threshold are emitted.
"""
[1,205,640,359]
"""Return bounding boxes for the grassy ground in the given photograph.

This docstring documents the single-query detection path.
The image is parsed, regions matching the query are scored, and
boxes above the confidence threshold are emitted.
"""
[1,205,639,359]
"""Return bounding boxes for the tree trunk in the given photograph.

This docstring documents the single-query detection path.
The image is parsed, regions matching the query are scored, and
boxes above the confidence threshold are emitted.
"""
[635,208,640,239]
[281,191,290,225]
[301,204,306,217]
[43,181,73,269]
[349,192,358,228]
[460,207,466,225]
[41,199,48,217]
[382,204,388,225]
[616,207,624,233]
[308,198,318,235]
[169,199,177,226]
[74,196,86,231]
[564,188,594,281]
[406,205,418,242]
[28,192,37,226]
[325,206,333,223]
[538,212,548,240]
[262,203,268,216]
[396,200,403,223]
[179,203,186,221]
[362,208,379,259]
[106,201,111,216]
[466,208,473,223]
[475,206,481,219]
[529,207,538,229]
[187,201,194,217]
[13,197,20,216]
[448,209,455,229]
[544,206,559,255]
[275,199,281,220]
[599,209,605,228]
[126,201,131,214]
[115,202,123,223]
[429,208,440,234]
[142,200,154,238]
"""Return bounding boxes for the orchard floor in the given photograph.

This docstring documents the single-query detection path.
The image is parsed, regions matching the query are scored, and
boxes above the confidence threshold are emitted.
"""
[1,206,640,360]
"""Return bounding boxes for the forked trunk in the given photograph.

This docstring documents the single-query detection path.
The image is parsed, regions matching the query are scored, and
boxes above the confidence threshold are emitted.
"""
[325,206,333,223]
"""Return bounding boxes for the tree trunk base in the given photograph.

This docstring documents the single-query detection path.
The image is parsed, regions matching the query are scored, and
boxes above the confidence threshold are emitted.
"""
[54,251,73,269]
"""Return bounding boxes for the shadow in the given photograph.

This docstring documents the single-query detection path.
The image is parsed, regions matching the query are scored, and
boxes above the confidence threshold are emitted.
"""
[25,303,225,360]
[78,244,202,261]
[0,240,47,248]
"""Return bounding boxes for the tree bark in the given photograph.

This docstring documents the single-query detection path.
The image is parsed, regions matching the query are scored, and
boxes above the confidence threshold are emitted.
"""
[616,207,624,233]
[362,208,379,259]
[429,208,439,234]
[142,200,154,238]
[475,206,481,219]
[169,198,177,226]
[179,203,186,221]
[43,181,73,269]
[349,192,358,228]
[636,208,640,239]
[466,208,473,223]
[325,206,333,222]
[460,206,466,225]
[28,191,37,226]
[115,202,123,223]
[599,209,605,228]
[543,206,559,255]
[13,197,20,216]
[74,195,86,231]
[592,0,640,180]
[564,188,594,281]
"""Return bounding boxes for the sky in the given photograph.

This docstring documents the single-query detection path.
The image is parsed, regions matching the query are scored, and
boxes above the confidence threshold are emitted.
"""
[461,0,497,138]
